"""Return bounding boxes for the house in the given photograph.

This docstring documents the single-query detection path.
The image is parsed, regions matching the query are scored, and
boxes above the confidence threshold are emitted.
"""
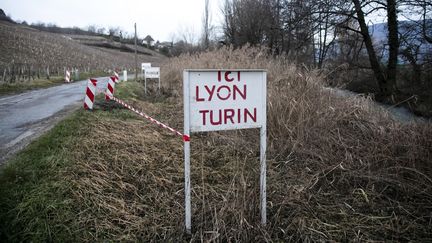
[142,35,155,47]
[158,41,174,48]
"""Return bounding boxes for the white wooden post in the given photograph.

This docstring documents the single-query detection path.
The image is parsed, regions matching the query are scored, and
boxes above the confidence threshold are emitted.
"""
[260,71,267,226]
[183,71,192,234]
[145,76,147,94]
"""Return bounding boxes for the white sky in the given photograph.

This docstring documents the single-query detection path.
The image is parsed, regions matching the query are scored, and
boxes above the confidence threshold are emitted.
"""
[2,0,223,42]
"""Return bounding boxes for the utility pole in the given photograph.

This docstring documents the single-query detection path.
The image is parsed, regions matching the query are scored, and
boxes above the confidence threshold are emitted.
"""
[134,23,138,81]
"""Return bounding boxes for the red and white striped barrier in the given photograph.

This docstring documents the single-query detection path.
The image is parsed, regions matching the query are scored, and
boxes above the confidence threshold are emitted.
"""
[105,76,117,101]
[106,94,190,141]
[114,71,120,82]
[65,70,71,83]
[84,79,97,110]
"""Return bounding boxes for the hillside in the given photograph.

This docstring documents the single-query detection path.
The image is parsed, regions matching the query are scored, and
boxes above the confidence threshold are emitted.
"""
[0,20,165,72]
[369,20,432,62]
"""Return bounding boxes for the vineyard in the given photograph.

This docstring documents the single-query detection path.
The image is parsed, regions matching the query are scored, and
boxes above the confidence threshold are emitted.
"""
[0,20,165,84]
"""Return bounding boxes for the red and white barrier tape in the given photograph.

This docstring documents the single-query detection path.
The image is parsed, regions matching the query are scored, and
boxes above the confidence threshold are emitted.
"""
[107,95,190,141]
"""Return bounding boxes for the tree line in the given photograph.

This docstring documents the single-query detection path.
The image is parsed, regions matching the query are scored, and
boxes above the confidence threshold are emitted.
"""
[215,0,432,96]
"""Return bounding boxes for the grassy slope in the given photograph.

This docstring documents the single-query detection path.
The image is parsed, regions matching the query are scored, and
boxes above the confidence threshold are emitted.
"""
[0,110,89,241]
[0,76,64,95]
[0,70,108,95]
[1,48,432,241]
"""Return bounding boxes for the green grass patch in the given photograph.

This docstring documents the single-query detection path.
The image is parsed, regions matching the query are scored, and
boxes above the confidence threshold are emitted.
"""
[77,70,109,81]
[114,80,146,100]
[0,77,64,95]
[0,71,110,96]
[0,111,90,242]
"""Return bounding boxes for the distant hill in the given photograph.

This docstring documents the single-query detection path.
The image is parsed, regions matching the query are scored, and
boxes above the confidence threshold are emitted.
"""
[0,9,15,23]
[29,24,100,36]
[369,20,432,63]
[0,20,165,71]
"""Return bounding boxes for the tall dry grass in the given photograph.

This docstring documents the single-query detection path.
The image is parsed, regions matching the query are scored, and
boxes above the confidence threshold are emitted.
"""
[37,46,432,241]
[158,46,432,241]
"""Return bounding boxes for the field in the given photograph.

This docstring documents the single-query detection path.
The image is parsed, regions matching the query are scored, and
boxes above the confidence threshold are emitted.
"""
[0,20,165,88]
[0,47,431,241]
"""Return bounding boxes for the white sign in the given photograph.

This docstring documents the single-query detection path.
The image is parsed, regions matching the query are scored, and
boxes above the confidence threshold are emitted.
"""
[144,67,160,79]
[183,69,267,234]
[187,70,266,132]
[141,63,151,70]
[144,67,161,94]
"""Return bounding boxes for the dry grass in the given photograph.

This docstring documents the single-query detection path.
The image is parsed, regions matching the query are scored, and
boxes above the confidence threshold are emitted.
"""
[158,46,432,241]
[67,47,432,241]
[1,47,431,241]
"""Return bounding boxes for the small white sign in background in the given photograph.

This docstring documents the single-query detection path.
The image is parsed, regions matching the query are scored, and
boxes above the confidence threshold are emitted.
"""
[141,62,151,70]
[183,69,267,233]
[144,67,160,79]
[144,67,160,93]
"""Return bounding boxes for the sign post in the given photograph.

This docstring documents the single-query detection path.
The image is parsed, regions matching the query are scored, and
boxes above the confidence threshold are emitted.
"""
[123,70,127,81]
[183,71,192,233]
[141,63,151,85]
[183,69,267,233]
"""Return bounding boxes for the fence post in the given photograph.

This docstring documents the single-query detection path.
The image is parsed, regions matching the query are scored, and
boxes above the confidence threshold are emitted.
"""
[11,64,15,83]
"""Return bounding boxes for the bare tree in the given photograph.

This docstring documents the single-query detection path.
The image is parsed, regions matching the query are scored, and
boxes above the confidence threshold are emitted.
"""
[280,0,315,63]
[386,0,399,93]
[335,19,367,66]
[202,0,211,49]
[222,0,237,45]
[87,25,97,34]
[350,0,401,94]
[220,0,429,95]
[96,27,106,35]
[222,0,273,47]
[421,0,432,43]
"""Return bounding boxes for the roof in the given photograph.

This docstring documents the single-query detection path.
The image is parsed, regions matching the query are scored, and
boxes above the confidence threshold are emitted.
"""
[143,35,154,42]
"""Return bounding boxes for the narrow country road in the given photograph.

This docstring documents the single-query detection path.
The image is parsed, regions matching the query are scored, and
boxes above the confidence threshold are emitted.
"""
[0,77,111,164]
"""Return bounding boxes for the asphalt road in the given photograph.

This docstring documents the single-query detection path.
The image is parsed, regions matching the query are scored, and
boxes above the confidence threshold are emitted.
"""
[0,77,111,164]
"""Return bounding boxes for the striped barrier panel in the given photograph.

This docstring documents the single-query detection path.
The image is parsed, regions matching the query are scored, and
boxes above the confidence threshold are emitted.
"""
[84,79,97,110]
[65,70,71,83]
[114,71,120,82]
[105,76,117,101]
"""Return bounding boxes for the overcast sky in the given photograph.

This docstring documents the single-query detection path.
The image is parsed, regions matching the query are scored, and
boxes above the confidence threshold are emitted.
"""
[2,0,223,42]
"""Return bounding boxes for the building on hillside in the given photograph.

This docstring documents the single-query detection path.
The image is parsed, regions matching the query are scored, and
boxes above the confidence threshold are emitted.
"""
[142,35,155,47]
[155,41,173,49]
